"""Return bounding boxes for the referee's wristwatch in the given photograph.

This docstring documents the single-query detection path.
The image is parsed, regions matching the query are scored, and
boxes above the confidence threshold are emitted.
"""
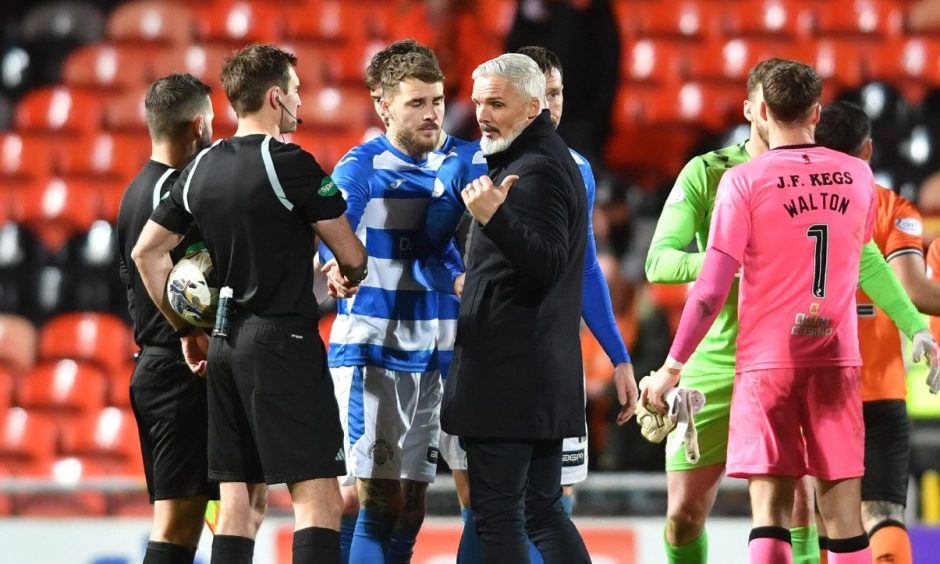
[173,324,197,339]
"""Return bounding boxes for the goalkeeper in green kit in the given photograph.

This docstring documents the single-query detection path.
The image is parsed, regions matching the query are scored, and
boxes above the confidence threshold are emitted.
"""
[642,58,933,564]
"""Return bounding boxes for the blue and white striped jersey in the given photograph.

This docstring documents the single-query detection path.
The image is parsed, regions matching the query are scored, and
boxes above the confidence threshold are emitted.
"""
[320,133,466,373]
[430,139,487,378]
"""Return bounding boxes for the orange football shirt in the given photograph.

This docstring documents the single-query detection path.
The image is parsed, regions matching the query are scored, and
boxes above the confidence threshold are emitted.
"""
[857,186,924,401]
[927,237,940,344]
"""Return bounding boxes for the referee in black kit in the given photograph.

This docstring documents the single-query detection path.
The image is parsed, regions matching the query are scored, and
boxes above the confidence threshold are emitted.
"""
[133,44,368,564]
[117,73,220,564]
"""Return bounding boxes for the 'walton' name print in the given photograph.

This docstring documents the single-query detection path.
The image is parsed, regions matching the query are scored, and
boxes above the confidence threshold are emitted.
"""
[776,170,855,219]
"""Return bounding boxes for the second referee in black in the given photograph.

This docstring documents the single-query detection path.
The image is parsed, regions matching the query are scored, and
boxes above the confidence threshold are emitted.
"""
[133,44,368,564]
[118,72,221,564]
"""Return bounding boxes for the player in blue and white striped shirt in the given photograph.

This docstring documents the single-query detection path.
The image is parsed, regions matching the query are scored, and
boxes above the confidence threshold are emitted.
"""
[318,47,462,564]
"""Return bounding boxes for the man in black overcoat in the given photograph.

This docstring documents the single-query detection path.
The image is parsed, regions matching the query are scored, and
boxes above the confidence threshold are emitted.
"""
[441,52,591,564]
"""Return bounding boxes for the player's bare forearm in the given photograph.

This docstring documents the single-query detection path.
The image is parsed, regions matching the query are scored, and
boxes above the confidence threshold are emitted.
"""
[890,253,940,316]
[314,215,368,283]
[131,220,188,330]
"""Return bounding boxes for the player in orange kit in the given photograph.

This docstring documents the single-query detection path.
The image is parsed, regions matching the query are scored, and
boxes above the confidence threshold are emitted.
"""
[816,100,940,564]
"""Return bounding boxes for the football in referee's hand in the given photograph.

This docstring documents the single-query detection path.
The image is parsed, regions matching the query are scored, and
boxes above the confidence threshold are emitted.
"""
[167,249,218,328]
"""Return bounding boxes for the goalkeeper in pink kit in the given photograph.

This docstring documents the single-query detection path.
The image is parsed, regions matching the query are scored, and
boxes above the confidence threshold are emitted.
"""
[642,61,940,564]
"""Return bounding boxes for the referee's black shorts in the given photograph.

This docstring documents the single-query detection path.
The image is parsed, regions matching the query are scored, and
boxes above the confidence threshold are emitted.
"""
[130,345,219,503]
[207,313,346,485]
[862,399,910,505]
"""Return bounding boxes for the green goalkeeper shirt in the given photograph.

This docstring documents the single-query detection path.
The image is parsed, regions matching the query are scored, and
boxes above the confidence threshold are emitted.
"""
[646,142,748,372]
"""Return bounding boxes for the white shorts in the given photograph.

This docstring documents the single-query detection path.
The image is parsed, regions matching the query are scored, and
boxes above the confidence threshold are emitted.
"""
[439,430,467,471]
[332,365,442,484]
[561,435,588,486]
[439,431,588,485]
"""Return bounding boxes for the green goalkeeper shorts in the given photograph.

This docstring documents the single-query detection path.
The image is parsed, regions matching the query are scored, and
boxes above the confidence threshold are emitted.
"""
[665,369,735,472]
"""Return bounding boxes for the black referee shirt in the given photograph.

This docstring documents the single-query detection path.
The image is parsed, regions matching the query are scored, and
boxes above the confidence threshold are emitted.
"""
[118,160,203,347]
[150,135,346,320]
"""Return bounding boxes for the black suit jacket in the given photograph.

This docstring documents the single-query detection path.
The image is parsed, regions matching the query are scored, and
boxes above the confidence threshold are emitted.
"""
[441,111,587,439]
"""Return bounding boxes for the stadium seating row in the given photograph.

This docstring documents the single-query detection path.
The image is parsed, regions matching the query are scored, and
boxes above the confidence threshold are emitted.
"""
[0,454,151,517]
[0,312,133,376]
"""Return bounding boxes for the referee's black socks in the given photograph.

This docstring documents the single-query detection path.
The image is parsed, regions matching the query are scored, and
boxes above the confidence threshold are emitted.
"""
[293,527,340,564]
[211,534,254,564]
[143,541,196,564]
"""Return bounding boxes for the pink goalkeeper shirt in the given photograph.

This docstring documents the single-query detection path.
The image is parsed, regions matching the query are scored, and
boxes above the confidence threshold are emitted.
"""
[708,144,876,371]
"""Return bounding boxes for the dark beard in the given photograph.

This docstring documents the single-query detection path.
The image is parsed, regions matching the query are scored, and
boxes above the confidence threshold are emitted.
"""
[395,127,439,158]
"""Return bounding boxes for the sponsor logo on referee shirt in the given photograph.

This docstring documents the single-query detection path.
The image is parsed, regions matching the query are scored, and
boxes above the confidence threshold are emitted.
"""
[318,176,339,196]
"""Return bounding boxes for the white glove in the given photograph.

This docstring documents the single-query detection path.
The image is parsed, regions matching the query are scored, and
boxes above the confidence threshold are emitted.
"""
[912,330,940,394]
[637,376,706,465]
[636,376,676,443]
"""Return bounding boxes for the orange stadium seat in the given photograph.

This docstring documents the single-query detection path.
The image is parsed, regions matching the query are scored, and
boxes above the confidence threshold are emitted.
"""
[292,129,373,172]
[61,44,153,91]
[0,367,12,415]
[0,466,11,515]
[195,1,283,46]
[151,44,234,92]
[638,82,738,130]
[0,314,38,374]
[686,37,789,82]
[39,313,133,376]
[721,0,813,38]
[299,85,372,131]
[98,176,137,224]
[0,407,57,474]
[106,1,194,46]
[13,177,99,250]
[60,407,139,469]
[0,133,58,179]
[13,457,108,516]
[61,133,148,182]
[104,86,148,133]
[634,1,718,40]
[611,85,643,130]
[813,39,869,89]
[287,40,387,86]
[870,37,940,86]
[605,123,700,182]
[284,1,377,43]
[623,39,687,84]
[18,360,108,422]
[475,0,517,40]
[107,363,134,408]
[813,0,904,38]
[14,87,104,136]
[210,89,239,139]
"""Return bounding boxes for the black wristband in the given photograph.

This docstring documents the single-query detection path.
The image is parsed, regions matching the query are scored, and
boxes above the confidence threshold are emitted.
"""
[344,265,369,285]
[173,325,197,339]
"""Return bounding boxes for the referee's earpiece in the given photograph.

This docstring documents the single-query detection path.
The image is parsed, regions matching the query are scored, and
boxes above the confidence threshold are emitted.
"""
[273,88,303,125]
